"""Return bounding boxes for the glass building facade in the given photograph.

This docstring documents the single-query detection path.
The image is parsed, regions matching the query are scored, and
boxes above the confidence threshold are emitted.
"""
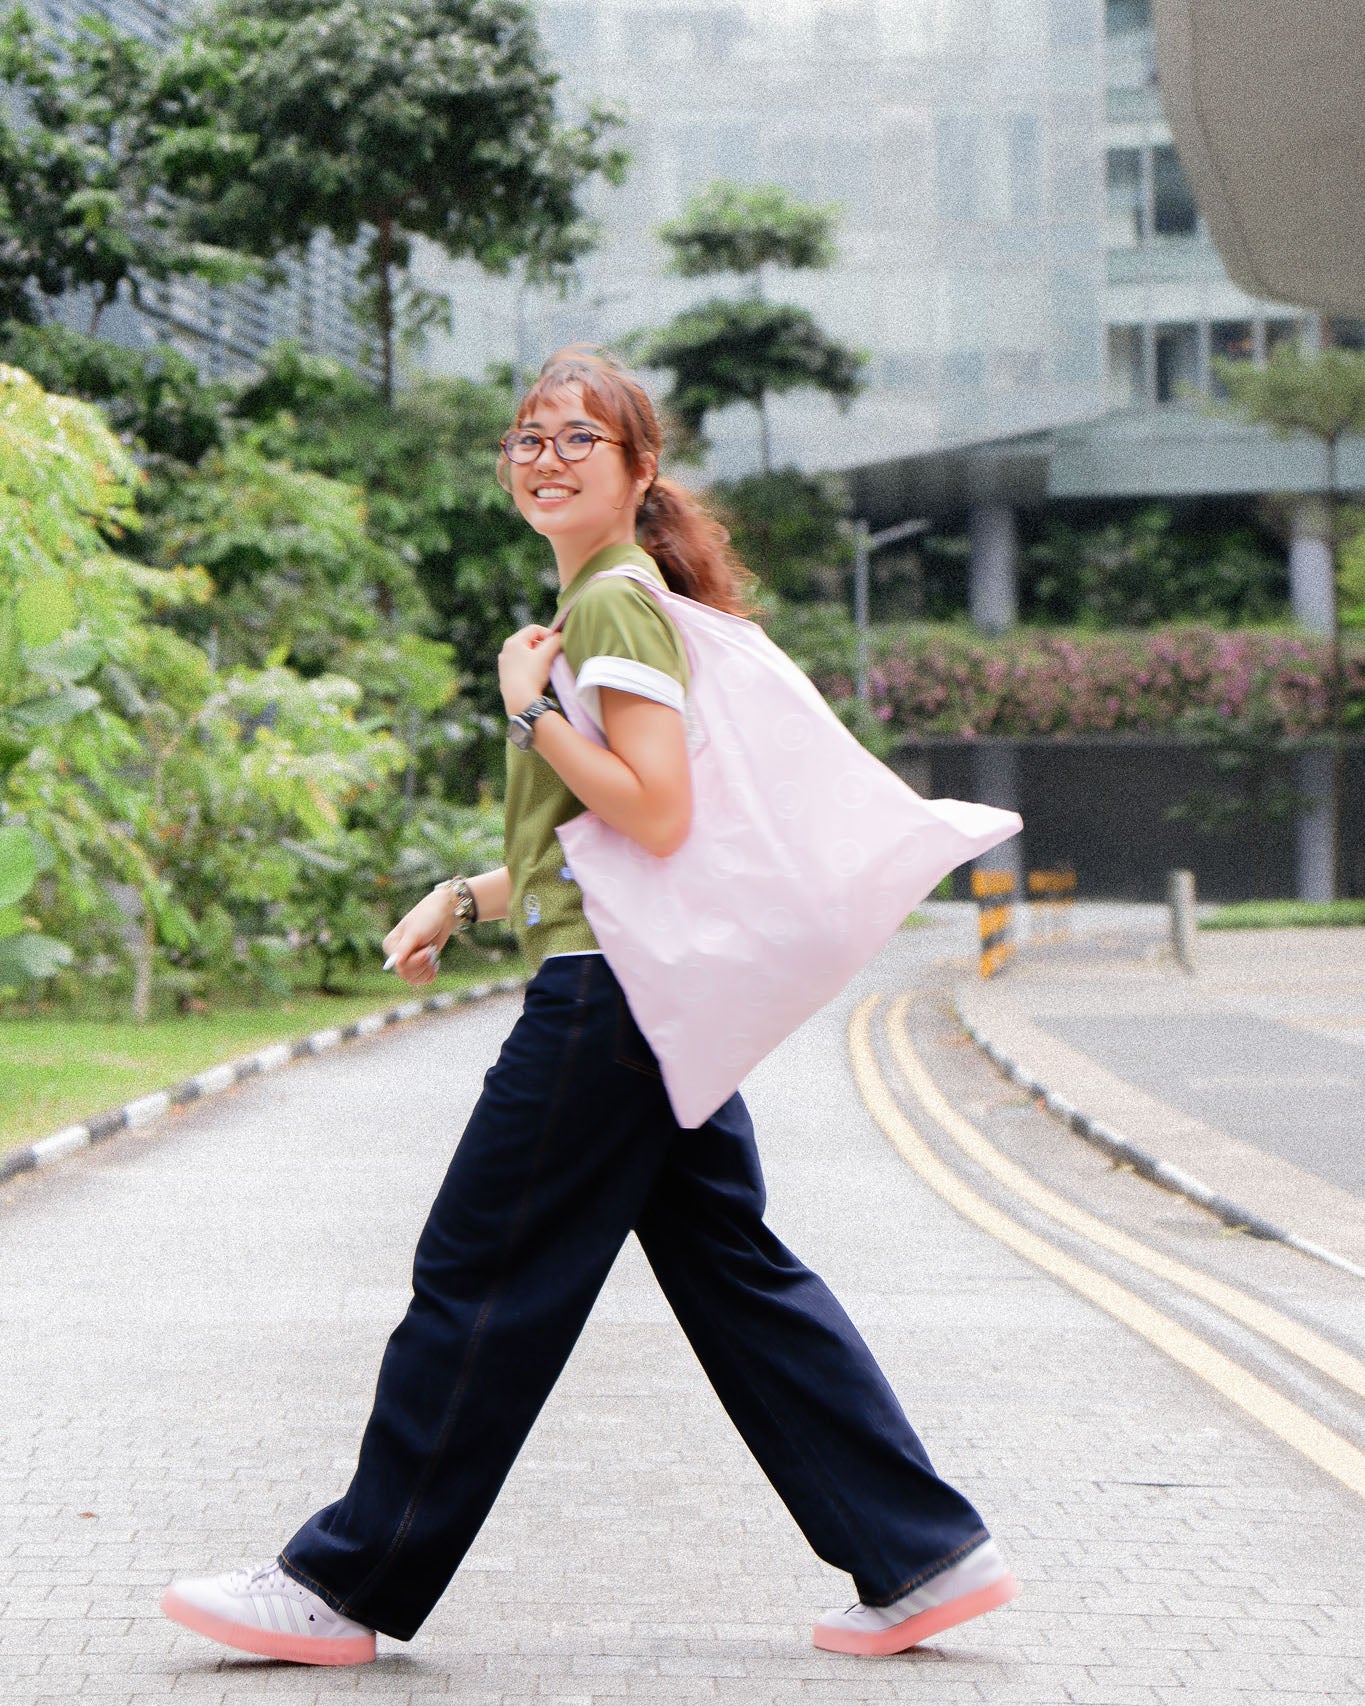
[414,0,1111,477]
[1100,0,1317,409]
[26,0,376,381]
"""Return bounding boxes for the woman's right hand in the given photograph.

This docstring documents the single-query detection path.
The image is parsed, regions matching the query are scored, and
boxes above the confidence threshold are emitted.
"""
[381,891,455,987]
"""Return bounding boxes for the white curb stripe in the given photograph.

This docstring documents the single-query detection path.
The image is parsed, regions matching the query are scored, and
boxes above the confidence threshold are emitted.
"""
[191,1064,238,1097]
[32,1126,91,1165]
[124,1091,171,1128]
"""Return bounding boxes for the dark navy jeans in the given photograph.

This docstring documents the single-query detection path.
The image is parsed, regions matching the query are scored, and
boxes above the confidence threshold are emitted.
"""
[279,951,988,1640]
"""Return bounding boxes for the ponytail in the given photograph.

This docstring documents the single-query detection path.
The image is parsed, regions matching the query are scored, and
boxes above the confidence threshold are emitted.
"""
[507,344,765,620]
[636,475,763,619]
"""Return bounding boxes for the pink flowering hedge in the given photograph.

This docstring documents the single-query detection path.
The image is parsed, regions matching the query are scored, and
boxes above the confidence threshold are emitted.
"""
[812,628,1365,740]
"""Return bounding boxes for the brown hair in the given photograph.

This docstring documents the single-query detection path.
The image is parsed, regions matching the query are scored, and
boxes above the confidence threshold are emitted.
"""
[502,344,763,619]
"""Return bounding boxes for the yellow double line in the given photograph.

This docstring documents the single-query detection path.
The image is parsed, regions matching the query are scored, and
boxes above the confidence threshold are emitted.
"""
[847,992,1365,1502]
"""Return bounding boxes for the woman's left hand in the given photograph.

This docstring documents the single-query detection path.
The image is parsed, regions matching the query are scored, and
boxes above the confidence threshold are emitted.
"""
[499,625,564,717]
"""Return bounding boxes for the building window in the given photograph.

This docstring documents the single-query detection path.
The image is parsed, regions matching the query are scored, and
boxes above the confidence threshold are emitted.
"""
[1105,0,1152,35]
[944,350,986,389]
[1106,148,1145,246]
[1209,322,1254,397]
[1265,318,1303,358]
[936,116,981,222]
[1152,144,1198,237]
[1155,323,1198,402]
[881,353,932,390]
[1328,318,1365,351]
[1107,325,1144,406]
[1051,0,1098,47]
[1008,117,1042,221]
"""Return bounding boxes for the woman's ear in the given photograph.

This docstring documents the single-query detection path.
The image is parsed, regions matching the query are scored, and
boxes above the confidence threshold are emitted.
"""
[636,454,659,500]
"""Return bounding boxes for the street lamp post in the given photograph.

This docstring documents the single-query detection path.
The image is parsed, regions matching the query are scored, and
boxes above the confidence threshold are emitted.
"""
[853,516,930,702]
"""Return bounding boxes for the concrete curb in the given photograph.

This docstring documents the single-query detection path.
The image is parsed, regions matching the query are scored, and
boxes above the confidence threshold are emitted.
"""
[954,996,1365,1283]
[1,974,530,1191]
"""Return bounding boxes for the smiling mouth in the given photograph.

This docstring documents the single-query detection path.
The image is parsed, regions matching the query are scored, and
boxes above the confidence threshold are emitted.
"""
[532,485,577,500]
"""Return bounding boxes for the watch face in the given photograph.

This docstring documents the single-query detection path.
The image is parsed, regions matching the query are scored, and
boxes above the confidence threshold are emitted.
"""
[509,718,532,750]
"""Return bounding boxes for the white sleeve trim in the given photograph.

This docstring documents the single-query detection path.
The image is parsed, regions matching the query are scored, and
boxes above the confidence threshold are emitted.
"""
[575,656,685,730]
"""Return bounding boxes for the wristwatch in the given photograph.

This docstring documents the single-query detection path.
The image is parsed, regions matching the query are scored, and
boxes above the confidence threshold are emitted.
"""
[508,694,557,751]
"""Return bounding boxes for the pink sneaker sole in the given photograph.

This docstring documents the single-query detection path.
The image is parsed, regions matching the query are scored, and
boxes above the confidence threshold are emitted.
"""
[812,1570,1019,1656]
[160,1587,376,1666]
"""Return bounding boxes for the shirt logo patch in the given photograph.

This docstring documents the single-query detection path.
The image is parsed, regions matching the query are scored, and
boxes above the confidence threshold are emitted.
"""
[559,864,575,883]
[524,892,541,928]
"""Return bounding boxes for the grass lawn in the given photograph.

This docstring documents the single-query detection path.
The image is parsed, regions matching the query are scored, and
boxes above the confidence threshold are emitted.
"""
[1200,899,1365,930]
[1,952,529,1157]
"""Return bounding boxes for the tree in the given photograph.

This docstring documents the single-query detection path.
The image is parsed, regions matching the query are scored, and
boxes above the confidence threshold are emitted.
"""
[0,6,253,332]
[658,180,837,281]
[631,180,865,472]
[153,0,628,403]
[231,344,557,796]
[708,467,852,602]
[0,320,227,464]
[1215,341,1365,898]
[140,439,430,676]
[1023,505,1286,628]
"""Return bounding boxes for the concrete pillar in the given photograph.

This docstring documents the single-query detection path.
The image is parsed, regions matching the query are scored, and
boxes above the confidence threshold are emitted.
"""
[971,743,1027,936]
[1295,746,1336,901]
[1289,500,1335,633]
[968,502,1018,633]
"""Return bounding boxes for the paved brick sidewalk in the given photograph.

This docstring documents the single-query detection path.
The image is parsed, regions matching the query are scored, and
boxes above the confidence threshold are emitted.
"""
[2,909,1362,1703]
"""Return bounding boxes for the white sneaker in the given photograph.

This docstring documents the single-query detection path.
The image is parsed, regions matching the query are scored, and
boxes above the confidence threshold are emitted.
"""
[160,1559,376,1665]
[812,1537,1018,1655]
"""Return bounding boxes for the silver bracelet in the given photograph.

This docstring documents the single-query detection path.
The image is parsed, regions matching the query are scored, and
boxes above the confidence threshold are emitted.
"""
[433,875,478,932]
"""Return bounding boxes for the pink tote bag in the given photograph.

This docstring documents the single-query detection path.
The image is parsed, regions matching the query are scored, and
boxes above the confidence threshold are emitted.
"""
[548,567,1022,1128]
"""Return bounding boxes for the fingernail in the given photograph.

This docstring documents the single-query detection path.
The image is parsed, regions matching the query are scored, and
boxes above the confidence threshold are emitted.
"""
[383,954,396,971]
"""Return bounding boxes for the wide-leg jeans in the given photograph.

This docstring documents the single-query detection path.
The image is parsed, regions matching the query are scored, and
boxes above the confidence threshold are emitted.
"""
[279,951,989,1640]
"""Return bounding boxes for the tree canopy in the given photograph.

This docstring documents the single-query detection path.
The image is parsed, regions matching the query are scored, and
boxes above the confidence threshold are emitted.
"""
[0,5,253,331]
[659,181,838,281]
[632,180,864,472]
[1215,343,1365,452]
[631,296,864,467]
[152,0,628,401]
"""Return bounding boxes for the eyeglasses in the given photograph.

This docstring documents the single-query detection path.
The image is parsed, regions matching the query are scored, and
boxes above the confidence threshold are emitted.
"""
[499,427,623,464]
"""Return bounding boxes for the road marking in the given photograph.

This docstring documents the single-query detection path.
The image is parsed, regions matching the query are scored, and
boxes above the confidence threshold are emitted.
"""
[847,993,1365,1504]
[884,996,1365,1404]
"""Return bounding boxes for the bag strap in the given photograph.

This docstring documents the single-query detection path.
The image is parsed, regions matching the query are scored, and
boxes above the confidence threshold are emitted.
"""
[549,565,662,635]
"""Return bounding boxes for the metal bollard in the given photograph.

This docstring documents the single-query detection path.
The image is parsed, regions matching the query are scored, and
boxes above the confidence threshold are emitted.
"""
[1168,868,1197,974]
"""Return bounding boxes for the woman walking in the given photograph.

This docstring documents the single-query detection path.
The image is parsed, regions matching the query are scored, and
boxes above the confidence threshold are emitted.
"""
[161,346,1018,1666]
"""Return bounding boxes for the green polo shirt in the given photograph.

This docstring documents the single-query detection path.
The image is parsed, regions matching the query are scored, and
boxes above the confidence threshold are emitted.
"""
[504,541,691,974]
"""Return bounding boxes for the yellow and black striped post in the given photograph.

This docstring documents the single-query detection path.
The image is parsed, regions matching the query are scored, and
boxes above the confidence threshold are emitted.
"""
[1026,867,1076,944]
[970,868,1016,978]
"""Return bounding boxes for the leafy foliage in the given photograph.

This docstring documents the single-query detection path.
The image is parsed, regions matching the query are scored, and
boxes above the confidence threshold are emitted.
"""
[660,181,838,278]
[0,320,227,464]
[707,467,852,601]
[0,360,485,1012]
[1214,344,1365,447]
[140,439,429,674]
[632,180,865,472]
[0,5,255,330]
[783,601,1365,740]
[152,0,628,399]
[230,344,556,793]
[1024,506,1286,628]
[631,298,864,463]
